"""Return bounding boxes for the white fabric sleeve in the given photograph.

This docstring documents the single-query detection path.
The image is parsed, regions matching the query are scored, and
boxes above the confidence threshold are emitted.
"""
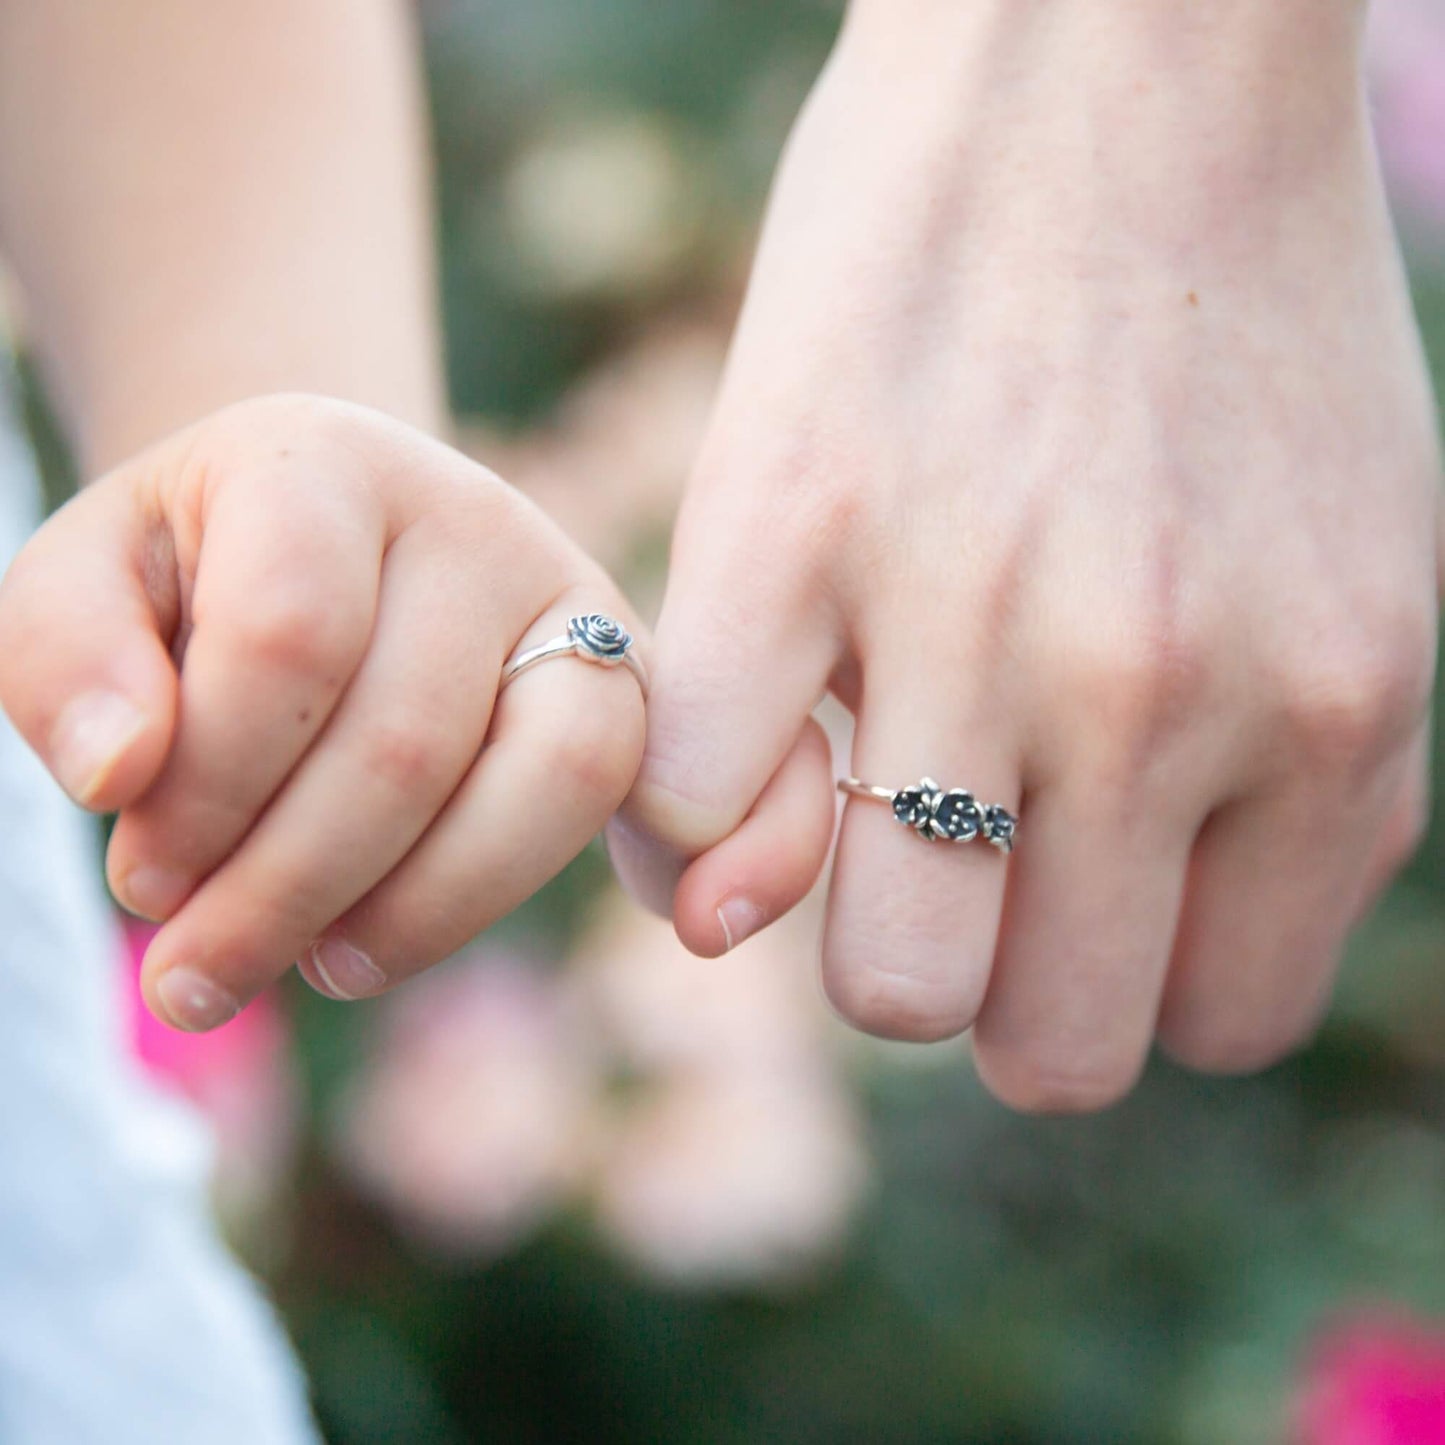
[0,373,321,1445]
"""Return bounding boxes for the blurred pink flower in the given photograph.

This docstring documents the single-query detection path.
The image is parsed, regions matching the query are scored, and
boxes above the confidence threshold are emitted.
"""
[335,900,870,1282]
[1296,1311,1445,1445]
[122,920,297,1216]
[592,1070,867,1288]
[1370,0,1445,239]
[580,897,826,1073]
[334,953,600,1255]
[576,899,868,1285]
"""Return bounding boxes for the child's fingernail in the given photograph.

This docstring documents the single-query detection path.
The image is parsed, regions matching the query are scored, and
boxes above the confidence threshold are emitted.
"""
[717,896,766,953]
[155,967,240,1032]
[308,938,386,1001]
[49,691,147,805]
[116,865,190,921]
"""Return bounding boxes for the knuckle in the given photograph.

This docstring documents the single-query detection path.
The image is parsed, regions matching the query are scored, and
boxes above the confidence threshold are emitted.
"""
[545,690,645,809]
[629,693,744,848]
[698,421,864,526]
[802,471,873,562]
[359,715,460,799]
[234,390,360,438]
[407,481,521,552]
[226,584,364,677]
[686,433,873,583]
[975,1051,1140,1116]
[1271,621,1435,769]
[1060,616,1213,773]
[202,392,371,470]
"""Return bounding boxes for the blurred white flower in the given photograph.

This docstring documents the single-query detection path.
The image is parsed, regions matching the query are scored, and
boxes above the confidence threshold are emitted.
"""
[575,893,868,1286]
[334,954,600,1255]
[592,1069,868,1288]
[502,112,704,301]
[335,915,871,1282]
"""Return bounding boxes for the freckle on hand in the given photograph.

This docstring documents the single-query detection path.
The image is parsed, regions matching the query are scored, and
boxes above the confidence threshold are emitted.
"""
[1187,291,1200,308]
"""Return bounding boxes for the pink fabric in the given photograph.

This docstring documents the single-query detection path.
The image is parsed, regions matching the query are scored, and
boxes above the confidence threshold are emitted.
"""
[120,920,295,1204]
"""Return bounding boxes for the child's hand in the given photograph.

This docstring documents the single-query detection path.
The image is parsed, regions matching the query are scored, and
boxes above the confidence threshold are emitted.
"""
[0,395,647,1031]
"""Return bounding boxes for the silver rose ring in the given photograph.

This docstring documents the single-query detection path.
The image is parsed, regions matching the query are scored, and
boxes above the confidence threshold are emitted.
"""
[838,776,1017,852]
[500,613,648,697]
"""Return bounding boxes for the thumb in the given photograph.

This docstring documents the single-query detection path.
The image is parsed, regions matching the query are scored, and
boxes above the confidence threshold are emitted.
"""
[0,469,178,811]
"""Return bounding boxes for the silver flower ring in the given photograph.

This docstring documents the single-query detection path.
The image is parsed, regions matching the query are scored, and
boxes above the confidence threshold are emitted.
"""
[500,613,648,696]
[838,776,1017,852]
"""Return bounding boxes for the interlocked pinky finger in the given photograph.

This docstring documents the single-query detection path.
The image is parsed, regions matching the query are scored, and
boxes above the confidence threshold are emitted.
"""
[300,602,647,996]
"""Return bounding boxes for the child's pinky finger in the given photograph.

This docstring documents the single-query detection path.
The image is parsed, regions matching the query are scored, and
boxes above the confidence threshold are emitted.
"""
[305,597,648,994]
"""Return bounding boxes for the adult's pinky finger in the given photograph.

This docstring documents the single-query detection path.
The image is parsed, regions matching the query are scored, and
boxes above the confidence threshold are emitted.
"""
[303,602,647,995]
[669,716,835,958]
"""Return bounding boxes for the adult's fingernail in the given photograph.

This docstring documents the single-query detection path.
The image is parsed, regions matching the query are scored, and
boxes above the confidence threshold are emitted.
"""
[308,938,386,1001]
[49,691,147,806]
[155,967,240,1032]
[116,865,191,921]
[717,896,766,952]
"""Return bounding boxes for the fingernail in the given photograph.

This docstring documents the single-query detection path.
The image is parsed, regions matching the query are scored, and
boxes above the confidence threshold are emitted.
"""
[49,691,147,806]
[116,865,190,921]
[717,896,766,953]
[308,937,386,1001]
[155,967,240,1032]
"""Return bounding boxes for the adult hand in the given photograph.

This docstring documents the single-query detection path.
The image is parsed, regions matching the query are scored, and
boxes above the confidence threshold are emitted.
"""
[615,0,1442,1110]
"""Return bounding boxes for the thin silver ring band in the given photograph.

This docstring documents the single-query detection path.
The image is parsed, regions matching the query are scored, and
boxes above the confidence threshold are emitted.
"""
[500,613,649,697]
[838,775,1017,852]
[837,779,897,805]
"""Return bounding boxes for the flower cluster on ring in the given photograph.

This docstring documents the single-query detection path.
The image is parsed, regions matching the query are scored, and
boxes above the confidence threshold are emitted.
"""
[568,613,633,663]
[890,779,1017,848]
[983,805,1017,853]
[892,778,984,843]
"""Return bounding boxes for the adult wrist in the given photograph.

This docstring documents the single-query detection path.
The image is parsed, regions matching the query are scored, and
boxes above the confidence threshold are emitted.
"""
[823,0,1378,261]
[842,0,1367,66]
[837,0,1369,154]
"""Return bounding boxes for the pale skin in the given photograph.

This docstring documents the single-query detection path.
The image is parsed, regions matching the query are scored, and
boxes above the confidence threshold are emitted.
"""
[0,2,646,1031]
[615,0,1445,1110]
[0,2,1437,1118]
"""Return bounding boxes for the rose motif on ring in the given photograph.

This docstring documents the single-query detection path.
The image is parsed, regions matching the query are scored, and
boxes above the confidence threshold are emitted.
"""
[892,777,984,843]
[567,613,633,665]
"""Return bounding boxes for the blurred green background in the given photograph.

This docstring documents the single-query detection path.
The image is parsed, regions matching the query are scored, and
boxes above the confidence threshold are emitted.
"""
[22,1,1445,1442]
